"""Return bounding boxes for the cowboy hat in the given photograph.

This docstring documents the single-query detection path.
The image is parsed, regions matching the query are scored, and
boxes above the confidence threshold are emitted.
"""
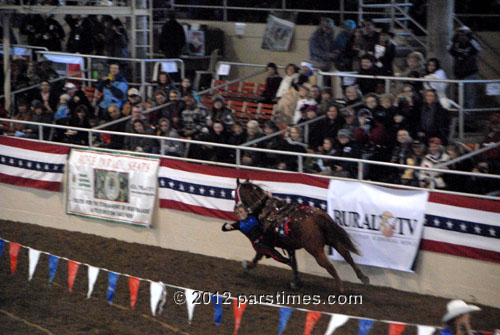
[442,300,481,323]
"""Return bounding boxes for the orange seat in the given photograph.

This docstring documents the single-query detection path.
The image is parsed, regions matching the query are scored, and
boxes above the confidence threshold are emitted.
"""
[84,86,100,103]
[259,103,275,120]
[246,102,260,121]
[241,82,257,99]
[230,100,246,122]
[256,83,266,98]
[226,82,241,99]
[211,79,227,96]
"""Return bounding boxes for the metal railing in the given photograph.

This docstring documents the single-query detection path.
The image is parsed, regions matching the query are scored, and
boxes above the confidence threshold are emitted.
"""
[2,118,499,201]
[318,70,500,140]
[35,51,185,98]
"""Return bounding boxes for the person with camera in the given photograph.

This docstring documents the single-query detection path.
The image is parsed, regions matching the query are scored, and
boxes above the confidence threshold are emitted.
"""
[96,63,128,121]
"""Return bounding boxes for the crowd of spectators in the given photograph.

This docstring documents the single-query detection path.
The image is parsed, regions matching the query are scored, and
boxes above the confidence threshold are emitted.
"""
[0,14,498,196]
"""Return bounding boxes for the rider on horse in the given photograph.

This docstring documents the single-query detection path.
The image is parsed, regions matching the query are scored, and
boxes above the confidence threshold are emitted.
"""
[222,204,291,265]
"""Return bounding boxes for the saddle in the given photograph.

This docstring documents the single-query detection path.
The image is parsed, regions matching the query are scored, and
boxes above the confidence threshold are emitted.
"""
[258,197,315,234]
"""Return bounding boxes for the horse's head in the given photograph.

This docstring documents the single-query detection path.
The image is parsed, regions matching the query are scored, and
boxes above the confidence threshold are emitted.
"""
[234,179,267,214]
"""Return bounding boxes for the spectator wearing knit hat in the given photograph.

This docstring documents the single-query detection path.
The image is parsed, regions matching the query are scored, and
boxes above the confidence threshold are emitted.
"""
[309,17,338,71]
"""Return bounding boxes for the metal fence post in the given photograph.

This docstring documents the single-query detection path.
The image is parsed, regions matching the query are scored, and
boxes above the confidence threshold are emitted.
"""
[458,81,465,140]
[358,161,363,180]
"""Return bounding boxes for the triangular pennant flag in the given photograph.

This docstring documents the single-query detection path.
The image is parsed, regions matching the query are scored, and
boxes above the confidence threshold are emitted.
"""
[0,239,4,257]
[233,299,248,335]
[9,242,21,274]
[48,255,60,284]
[107,272,119,304]
[417,325,436,335]
[304,311,322,335]
[359,319,375,335]
[185,289,197,324]
[324,314,350,335]
[389,323,406,335]
[212,294,223,326]
[129,276,140,310]
[28,248,41,281]
[87,265,99,299]
[278,307,293,335]
[150,281,166,316]
[67,261,80,292]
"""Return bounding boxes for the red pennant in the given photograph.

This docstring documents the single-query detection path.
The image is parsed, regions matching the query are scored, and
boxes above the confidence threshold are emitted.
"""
[389,323,406,335]
[9,242,21,274]
[67,261,80,292]
[129,276,141,310]
[233,299,248,335]
[304,311,322,335]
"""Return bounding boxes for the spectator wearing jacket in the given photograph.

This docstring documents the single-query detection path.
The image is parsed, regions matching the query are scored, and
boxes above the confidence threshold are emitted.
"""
[309,17,338,71]
[448,26,481,112]
[97,63,128,119]
[419,137,450,189]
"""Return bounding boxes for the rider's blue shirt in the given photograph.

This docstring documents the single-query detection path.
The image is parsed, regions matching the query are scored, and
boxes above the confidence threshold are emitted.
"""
[238,216,260,235]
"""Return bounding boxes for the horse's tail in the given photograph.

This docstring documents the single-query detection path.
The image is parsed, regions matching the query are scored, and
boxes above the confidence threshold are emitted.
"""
[320,211,360,256]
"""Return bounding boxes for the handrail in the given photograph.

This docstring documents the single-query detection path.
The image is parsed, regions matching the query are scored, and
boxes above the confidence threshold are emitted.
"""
[1,122,499,200]
[196,68,267,97]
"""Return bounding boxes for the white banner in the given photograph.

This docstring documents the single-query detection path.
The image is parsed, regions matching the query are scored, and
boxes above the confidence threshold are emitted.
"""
[67,150,159,227]
[327,180,429,272]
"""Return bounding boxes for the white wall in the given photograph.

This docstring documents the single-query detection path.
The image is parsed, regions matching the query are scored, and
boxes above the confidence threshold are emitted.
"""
[1,182,499,308]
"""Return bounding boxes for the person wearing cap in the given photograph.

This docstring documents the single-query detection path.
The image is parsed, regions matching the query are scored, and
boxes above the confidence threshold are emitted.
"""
[260,62,283,104]
[449,26,480,112]
[64,82,95,118]
[335,20,357,71]
[120,88,143,120]
[309,17,338,71]
[324,128,361,178]
[373,26,396,76]
[208,94,234,132]
[440,299,480,335]
[419,137,450,188]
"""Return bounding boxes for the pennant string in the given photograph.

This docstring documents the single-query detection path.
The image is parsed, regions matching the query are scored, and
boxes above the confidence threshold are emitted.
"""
[0,235,457,332]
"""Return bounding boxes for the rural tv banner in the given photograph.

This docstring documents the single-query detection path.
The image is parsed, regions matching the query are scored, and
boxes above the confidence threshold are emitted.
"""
[66,149,159,227]
[327,180,429,272]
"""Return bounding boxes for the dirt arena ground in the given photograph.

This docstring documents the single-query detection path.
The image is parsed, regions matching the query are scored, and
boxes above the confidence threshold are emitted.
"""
[0,220,498,335]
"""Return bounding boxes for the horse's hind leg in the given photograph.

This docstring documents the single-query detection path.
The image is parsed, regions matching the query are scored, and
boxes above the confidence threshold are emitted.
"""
[335,243,370,284]
[309,248,344,293]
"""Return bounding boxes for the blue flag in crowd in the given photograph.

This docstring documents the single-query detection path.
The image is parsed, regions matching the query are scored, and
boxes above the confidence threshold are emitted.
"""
[48,255,60,284]
[278,307,293,335]
[211,294,223,326]
[359,319,374,335]
[107,272,119,304]
[0,239,4,257]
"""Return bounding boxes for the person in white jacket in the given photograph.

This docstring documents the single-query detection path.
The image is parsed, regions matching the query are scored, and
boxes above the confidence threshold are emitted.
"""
[423,58,450,108]
[419,137,450,189]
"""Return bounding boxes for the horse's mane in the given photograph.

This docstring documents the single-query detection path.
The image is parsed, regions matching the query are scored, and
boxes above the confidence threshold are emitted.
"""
[238,181,267,213]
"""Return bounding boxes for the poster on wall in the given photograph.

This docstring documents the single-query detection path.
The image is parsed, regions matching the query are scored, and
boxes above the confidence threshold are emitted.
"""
[66,149,159,227]
[261,15,295,51]
[187,30,205,56]
[327,180,429,272]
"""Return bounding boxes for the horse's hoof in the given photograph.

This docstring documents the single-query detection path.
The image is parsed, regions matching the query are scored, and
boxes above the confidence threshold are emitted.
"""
[360,275,370,285]
[242,260,256,270]
[289,280,303,290]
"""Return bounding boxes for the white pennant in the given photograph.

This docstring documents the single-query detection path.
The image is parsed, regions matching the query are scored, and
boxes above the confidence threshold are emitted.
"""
[87,265,100,299]
[185,289,197,324]
[28,248,41,281]
[417,325,436,335]
[150,281,166,316]
[324,314,349,335]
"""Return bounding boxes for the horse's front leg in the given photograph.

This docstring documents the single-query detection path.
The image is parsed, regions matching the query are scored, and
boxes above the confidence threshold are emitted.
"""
[288,250,303,290]
[242,252,263,270]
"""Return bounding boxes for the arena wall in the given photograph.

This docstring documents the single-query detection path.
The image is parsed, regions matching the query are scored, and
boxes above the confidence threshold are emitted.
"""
[1,182,499,308]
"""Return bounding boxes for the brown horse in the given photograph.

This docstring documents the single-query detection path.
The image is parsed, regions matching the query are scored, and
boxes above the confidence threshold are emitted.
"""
[235,179,369,292]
